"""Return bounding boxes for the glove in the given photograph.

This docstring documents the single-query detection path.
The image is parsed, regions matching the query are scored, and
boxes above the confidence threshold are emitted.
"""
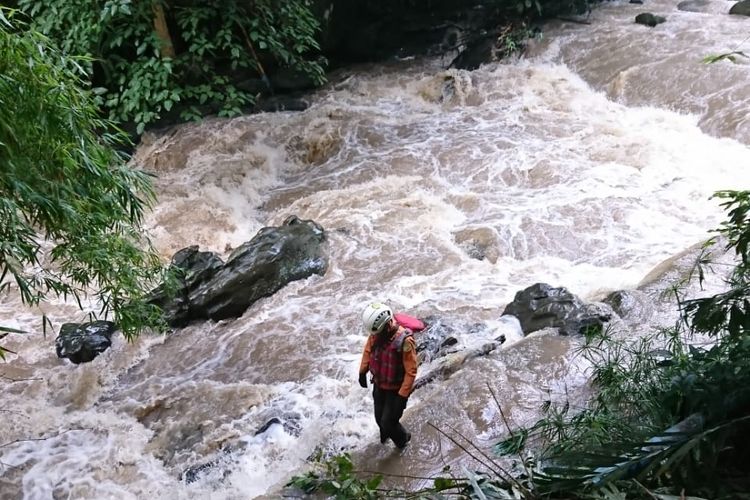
[398,394,409,409]
[358,372,367,388]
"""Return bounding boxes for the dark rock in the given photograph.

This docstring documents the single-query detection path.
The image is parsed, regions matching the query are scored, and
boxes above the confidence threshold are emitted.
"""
[635,13,667,27]
[440,336,458,348]
[501,283,612,336]
[450,35,496,71]
[269,67,318,92]
[234,78,271,96]
[182,459,225,484]
[180,441,247,484]
[253,412,303,437]
[55,321,117,364]
[414,316,490,362]
[148,246,225,327]
[253,97,309,113]
[602,290,655,325]
[676,0,711,12]
[730,0,750,16]
[630,0,644,3]
[191,216,327,321]
[254,417,282,436]
[151,216,327,326]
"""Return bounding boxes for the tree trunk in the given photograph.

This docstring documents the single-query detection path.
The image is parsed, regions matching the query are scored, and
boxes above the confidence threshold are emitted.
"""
[152,2,175,58]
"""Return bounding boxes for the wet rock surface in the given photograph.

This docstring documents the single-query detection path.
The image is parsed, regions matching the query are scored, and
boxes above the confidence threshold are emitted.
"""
[502,282,612,336]
[55,321,117,364]
[149,216,328,326]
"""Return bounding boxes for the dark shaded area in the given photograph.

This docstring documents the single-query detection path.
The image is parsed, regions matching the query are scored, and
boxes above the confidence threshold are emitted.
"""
[315,0,597,64]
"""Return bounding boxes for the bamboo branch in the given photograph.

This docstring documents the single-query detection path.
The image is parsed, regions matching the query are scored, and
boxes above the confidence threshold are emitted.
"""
[237,22,272,93]
[488,382,535,488]
[0,428,93,449]
[444,421,531,497]
[427,421,522,494]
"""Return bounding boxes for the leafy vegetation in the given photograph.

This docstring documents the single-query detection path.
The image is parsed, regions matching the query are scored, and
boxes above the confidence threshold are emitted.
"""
[15,0,326,134]
[0,9,166,357]
[491,190,750,499]
[8,0,608,135]
[287,191,750,499]
[287,451,522,499]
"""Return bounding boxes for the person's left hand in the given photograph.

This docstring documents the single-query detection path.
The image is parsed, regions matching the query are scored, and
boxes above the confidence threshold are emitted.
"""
[398,394,409,409]
[358,372,367,388]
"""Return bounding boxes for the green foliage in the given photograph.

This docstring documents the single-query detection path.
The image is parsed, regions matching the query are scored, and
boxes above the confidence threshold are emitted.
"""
[682,191,750,339]
[287,453,383,499]
[0,9,166,345]
[16,0,326,134]
[286,452,514,499]
[491,190,750,498]
[0,325,26,360]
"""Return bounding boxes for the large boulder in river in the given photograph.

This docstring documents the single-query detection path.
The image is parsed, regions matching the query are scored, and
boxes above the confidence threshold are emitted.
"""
[150,216,328,326]
[149,246,225,327]
[730,0,750,16]
[55,321,117,364]
[501,283,612,336]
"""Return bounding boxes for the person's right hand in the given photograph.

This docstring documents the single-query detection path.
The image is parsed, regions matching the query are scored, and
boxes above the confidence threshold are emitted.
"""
[358,372,367,388]
[398,394,409,409]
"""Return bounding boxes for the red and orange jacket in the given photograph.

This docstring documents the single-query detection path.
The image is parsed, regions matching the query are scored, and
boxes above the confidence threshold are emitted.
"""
[359,326,418,398]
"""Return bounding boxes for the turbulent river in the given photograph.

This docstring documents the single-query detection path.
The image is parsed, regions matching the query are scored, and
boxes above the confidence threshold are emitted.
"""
[2,1,750,498]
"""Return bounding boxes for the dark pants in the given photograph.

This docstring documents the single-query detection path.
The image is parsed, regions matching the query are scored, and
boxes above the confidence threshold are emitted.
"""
[373,386,410,448]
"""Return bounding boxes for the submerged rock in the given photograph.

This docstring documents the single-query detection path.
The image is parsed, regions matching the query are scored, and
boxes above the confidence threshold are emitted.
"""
[501,283,612,336]
[603,289,655,325]
[413,341,500,391]
[253,413,303,437]
[415,316,489,363]
[453,227,500,263]
[676,0,711,12]
[55,321,117,364]
[408,315,511,391]
[635,13,667,27]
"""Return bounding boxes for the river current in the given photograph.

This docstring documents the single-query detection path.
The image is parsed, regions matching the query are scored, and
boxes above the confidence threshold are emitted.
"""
[2,1,749,498]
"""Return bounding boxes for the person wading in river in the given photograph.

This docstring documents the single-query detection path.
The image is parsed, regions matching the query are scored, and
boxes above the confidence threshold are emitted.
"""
[358,303,418,449]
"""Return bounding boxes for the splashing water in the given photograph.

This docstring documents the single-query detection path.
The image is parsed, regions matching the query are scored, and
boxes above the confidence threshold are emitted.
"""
[2,2,750,498]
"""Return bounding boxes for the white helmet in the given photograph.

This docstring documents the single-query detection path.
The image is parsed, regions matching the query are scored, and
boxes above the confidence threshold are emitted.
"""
[362,303,393,333]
